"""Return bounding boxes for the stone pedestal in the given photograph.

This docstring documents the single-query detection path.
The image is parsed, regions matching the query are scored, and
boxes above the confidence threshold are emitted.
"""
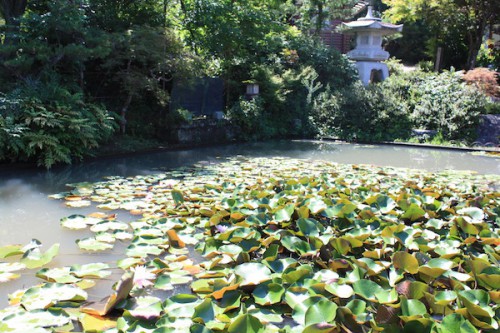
[354,61,389,85]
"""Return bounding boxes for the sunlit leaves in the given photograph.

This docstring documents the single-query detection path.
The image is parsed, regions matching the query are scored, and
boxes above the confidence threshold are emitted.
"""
[20,283,87,311]
[227,314,264,333]
[234,263,272,286]
[1,309,72,332]
[21,243,59,269]
[2,156,498,332]
[393,252,419,274]
[252,283,285,306]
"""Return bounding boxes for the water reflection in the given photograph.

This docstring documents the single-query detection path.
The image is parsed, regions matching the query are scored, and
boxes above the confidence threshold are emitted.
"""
[0,140,498,307]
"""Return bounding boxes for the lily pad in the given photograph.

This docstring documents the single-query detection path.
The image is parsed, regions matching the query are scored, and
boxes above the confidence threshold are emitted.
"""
[20,283,87,311]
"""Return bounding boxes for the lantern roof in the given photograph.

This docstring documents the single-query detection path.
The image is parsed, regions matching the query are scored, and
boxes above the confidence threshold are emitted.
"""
[342,6,403,34]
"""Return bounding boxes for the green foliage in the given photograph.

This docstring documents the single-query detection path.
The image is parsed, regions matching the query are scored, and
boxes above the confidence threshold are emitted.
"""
[382,0,500,69]
[381,69,487,142]
[4,156,497,332]
[309,83,413,141]
[226,35,360,141]
[227,97,276,140]
[476,42,500,71]
[168,108,193,125]
[0,80,115,168]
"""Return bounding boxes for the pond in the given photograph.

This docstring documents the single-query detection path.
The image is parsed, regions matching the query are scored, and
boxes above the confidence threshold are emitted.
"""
[0,140,498,310]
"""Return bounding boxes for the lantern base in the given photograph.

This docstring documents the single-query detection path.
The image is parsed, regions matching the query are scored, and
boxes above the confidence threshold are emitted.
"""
[354,61,389,85]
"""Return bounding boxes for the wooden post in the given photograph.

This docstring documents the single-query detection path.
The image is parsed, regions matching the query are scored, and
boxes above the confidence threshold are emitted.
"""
[434,47,443,72]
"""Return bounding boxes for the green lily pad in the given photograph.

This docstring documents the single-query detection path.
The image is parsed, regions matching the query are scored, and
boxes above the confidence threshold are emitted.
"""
[21,243,59,269]
[400,297,428,322]
[325,283,354,299]
[77,237,114,251]
[36,267,80,284]
[401,203,426,222]
[126,296,163,320]
[71,263,111,279]
[2,309,71,331]
[252,283,285,306]
[457,207,485,223]
[60,215,101,230]
[234,263,272,286]
[20,283,87,311]
[353,279,384,302]
[227,313,264,333]
[393,252,419,274]
[163,294,200,319]
[0,245,24,258]
[304,298,338,326]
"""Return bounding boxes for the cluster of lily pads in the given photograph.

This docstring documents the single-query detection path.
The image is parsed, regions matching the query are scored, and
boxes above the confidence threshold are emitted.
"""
[0,157,499,332]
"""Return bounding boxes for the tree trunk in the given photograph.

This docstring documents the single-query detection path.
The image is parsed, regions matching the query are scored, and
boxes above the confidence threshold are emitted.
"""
[465,23,486,70]
[120,94,132,134]
[314,1,324,36]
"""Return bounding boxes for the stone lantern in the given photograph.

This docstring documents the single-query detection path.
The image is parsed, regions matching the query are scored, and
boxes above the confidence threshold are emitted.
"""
[342,5,403,85]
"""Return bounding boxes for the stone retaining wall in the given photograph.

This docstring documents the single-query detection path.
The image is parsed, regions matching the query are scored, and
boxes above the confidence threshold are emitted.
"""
[477,115,500,146]
[162,119,237,144]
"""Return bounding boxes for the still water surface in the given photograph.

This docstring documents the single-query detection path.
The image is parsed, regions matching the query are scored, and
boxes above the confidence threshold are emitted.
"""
[0,140,498,306]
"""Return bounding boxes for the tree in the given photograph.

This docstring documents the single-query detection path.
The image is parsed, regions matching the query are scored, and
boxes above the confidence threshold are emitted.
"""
[294,0,359,36]
[0,0,27,25]
[382,0,499,69]
[0,0,28,44]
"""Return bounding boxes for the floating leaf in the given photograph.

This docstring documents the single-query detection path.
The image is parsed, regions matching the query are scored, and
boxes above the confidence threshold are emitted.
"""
[126,296,163,320]
[21,243,59,269]
[275,204,295,222]
[60,215,100,230]
[77,238,114,251]
[227,313,264,333]
[325,283,354,299]
[457,207,485,223]
[353,279,384,302]
[393,252,419,274]
[438,313,478,333]
[90,221,128,233]
[2,309,71,331]
[36,267,80,284]
[234,263,272,286]
[81,272,134,316]
[163,294,199,319]
[400,297,428,322]
[70,263,111,279]
[171,189,185,205]
[401,203,426,222]
[304,298,338,326]
[0,245,24,258]
[21,283,87,311]
[252,283,285,306]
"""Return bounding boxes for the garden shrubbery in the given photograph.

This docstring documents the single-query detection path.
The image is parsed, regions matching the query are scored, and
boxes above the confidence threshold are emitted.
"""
[304,60,493,144]
[226,36,362,141]
[377,65,490,143]
[0,80,115,168]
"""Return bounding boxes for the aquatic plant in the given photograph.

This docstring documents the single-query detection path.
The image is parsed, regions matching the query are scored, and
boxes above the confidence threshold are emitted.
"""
[0,157,499,332]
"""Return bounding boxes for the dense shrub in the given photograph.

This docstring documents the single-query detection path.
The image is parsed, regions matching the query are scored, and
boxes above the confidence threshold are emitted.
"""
[377,68,489,142]
[410,71,485,140]
[226,36,360,141]
[0,80,115,168]
[308,83,412,142]
[226,97,276,140]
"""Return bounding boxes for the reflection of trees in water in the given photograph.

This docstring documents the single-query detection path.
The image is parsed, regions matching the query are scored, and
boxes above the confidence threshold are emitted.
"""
[1,141,498,195]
